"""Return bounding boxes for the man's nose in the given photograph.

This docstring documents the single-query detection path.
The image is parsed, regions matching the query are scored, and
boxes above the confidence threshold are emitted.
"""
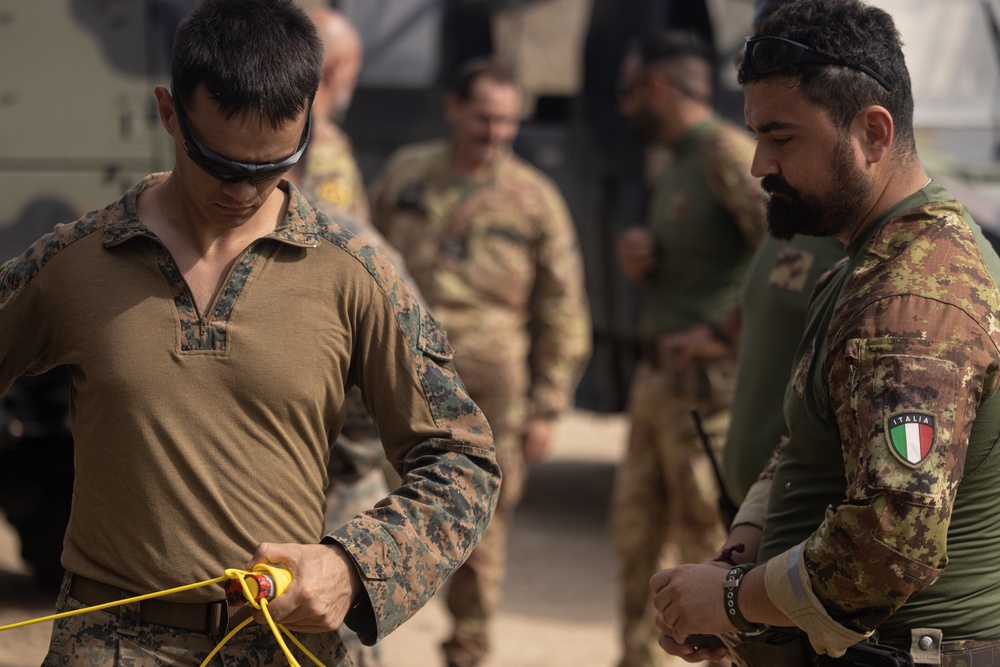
[222,179,258,202]
[750,146,778,179]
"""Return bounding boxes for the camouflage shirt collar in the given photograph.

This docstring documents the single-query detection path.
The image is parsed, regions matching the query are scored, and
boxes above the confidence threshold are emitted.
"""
[103,174,322,249]
[846,179,951,258]
[445,140,512,185]
[101,174,162,246]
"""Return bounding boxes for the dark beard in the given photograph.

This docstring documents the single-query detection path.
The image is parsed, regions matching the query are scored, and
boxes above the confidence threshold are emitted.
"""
[764,138,873,241]
[626,106,660,143]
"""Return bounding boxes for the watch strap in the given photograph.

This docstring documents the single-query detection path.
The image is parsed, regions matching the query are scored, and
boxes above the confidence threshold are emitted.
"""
[723,563,765,634]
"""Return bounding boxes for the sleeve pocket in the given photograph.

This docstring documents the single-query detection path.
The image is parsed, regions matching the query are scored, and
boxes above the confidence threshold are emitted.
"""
[853,337,961,504]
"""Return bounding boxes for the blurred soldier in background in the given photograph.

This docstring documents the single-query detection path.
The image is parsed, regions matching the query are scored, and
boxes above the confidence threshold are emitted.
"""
[659,233,845,505]
[370,59,593,667]
[295,6,369,223]
[289,6,405,536]
[287,8,403,667]
[612,29,765,667]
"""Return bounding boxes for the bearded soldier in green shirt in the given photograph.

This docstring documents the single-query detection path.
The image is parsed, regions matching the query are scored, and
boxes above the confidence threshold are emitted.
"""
[651,1,1000,665]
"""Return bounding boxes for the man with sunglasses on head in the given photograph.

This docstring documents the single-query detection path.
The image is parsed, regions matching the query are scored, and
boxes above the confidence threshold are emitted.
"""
[0,1,499,665]
[649,1,1000,666]
[612,29,766,667]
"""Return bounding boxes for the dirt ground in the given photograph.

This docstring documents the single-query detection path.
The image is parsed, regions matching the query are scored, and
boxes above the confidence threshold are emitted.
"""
[0,410,709,667]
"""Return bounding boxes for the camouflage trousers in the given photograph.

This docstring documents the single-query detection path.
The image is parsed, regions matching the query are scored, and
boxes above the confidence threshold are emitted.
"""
[41,573,351,666]
[611,357,734,667]
[442,394,526,667]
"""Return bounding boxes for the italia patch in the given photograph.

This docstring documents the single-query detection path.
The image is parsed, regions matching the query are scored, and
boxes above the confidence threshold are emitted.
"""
[886,412,935,466]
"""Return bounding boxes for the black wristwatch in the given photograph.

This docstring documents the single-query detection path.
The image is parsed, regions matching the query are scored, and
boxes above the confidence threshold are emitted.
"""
[723,563,766,634]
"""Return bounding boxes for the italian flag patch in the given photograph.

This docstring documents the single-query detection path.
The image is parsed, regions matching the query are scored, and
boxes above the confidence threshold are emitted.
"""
[887,412,935,466]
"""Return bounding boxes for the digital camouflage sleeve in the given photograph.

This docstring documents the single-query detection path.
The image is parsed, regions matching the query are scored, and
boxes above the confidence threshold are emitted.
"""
[810,201,1000,624]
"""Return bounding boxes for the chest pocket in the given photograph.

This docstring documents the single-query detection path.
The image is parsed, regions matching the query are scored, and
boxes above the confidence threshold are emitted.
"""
[445,213,536,307]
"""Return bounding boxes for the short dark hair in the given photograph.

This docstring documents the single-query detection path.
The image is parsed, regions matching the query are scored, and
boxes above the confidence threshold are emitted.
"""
[630,30,715,69]
[171,0,322,127]
[625,30,716,105]
[449,58,520,101]
[738,0,915,154]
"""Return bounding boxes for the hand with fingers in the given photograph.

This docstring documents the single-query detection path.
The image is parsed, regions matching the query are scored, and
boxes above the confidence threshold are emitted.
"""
[650,563,734,662]
[248,542,362,633]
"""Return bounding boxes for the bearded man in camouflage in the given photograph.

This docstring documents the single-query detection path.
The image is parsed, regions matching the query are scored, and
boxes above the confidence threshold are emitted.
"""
[370,59,592,667]
[650,1,1000,666]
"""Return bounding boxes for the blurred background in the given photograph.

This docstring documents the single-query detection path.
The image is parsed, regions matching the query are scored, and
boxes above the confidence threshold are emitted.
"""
[4,0,1000,413]
[3,1,1000,665]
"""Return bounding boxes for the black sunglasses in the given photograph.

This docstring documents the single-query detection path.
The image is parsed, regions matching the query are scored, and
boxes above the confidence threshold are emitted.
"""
[171,88,311,184]
[743,36,892,92]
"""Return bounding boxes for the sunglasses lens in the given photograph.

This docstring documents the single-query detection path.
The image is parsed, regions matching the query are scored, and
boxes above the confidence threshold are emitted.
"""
[252,166,292,182]
[185,145,247,182]
[173,85,308,184]
[750,39,794,72]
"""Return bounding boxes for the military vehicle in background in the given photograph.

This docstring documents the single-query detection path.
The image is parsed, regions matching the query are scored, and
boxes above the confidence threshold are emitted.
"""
[0,0,196,589]
[3,0,1000,588]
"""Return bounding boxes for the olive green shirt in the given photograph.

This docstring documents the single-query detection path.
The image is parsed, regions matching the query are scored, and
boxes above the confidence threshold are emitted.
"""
[759,182,1000,644]
[640,117,765,338]
[722,235,845,503]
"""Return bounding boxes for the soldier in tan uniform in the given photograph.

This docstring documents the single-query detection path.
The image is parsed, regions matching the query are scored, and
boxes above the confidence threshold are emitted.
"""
[1,1,500,665]
[370,59,592,667]
[293,7,370,225]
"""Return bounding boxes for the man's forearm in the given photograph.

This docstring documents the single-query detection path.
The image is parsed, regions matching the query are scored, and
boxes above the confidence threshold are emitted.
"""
[738,562,792,627]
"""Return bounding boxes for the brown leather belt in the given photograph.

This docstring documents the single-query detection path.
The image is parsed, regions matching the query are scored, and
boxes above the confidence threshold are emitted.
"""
[69,573,251,635]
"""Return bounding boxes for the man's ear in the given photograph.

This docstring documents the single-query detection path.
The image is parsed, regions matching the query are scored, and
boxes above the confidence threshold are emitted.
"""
[153,86,177,137]
[854,104,894,164]
[322,55,342,92]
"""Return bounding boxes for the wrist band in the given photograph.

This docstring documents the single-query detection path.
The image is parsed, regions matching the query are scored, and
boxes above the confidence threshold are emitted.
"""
[723,563,765,634]
[713,542,745,566]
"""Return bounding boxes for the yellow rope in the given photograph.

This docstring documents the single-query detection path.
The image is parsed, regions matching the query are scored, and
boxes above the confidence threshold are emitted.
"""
[197,616,255,667]
[0,566,325,667]
[0,574,230,632]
